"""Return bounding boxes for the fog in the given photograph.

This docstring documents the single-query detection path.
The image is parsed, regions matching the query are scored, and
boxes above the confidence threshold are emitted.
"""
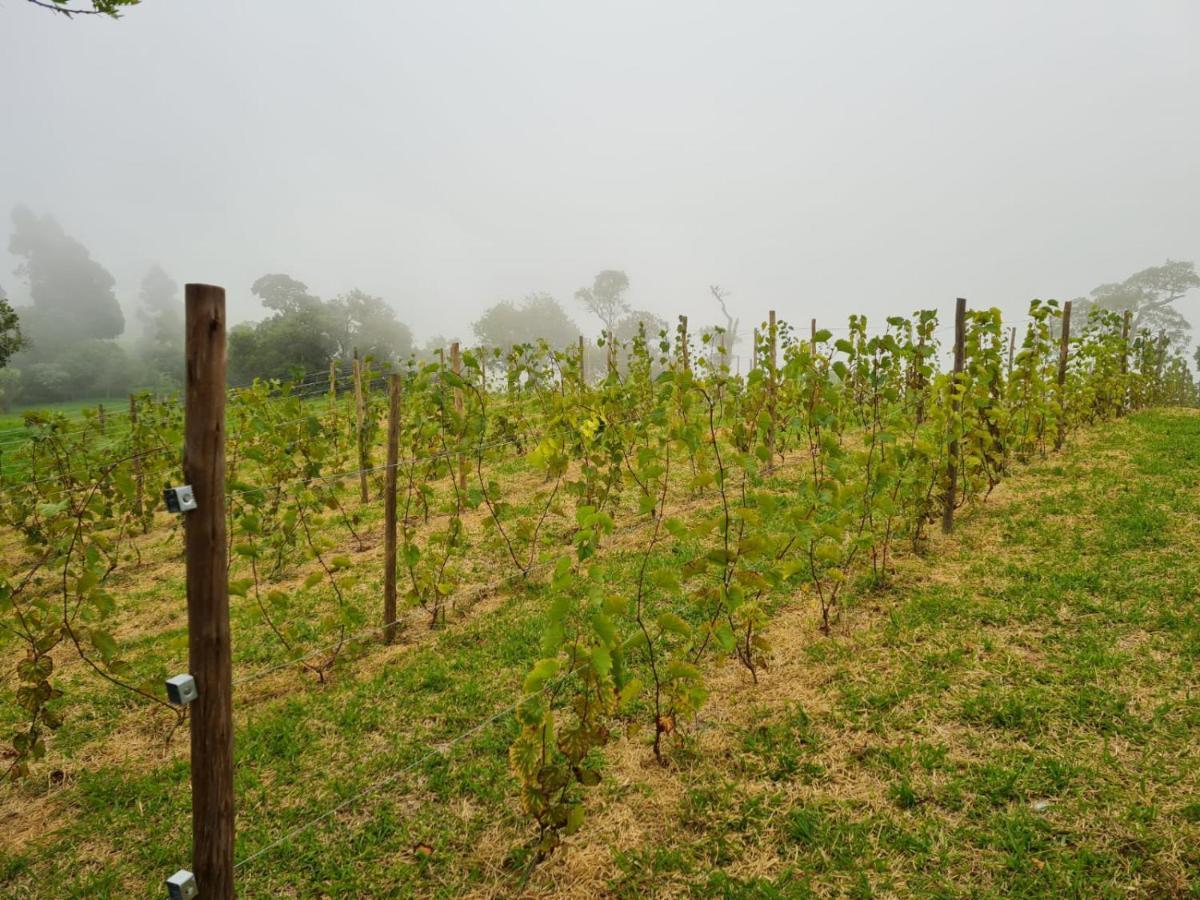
[2,0,1198,348]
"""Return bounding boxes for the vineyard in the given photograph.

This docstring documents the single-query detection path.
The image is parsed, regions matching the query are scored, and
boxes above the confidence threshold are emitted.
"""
[1,292,1198,897]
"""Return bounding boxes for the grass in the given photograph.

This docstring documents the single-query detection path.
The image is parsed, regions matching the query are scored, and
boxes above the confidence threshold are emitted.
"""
[0,398,129,432]
[2,409,1199,897]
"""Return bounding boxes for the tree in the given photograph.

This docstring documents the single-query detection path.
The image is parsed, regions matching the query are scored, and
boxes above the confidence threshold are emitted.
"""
[0,284,24,371]
[1077,260,1200,347]
[251,273,321,315]
[137,264,182,387]
[230,275,417,384]
[612,309,667,346]
[24,0,139,18]
[575,270,631,336]
[229,275,336,385]
[326,289,414,362]
[709,284,739,356]
[473,293,582,354]
[9,205,125,348]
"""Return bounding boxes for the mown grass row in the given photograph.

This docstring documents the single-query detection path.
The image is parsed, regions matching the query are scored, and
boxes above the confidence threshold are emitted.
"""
[2,410,1198,897]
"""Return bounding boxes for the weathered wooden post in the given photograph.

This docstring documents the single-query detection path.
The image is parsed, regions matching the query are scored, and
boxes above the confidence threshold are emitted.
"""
[183,283,234,899]
[1055,300,1072,451]
[451,341,467,495]
[767,310,778,463]
[383,373,401,644]
[679,315,690,372]
[353,352,369,502]
[943,297,967,534]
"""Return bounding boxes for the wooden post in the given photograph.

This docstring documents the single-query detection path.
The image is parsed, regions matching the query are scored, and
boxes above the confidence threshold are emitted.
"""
[752,327,759,371]
[943,297,966,534]
[353,353,368,503]
[383,374,401,644]
[915,327,927,425]
[578,334,586,391]
[1119,310,1131,413]
[183,283,233,899]
[1055,300,1072,451]
[327,358,339,452]
[810,318,817,355]
[1006,326,1016,379]
[768,310,778,463]
[679,315,690,372]
[451,342,467,494]
[130,394,146,530]
[1155,330,1167,392]
[606,329,616,377]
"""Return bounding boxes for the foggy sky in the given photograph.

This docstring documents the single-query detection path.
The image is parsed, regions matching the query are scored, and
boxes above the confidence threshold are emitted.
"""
[2,1,1198,348]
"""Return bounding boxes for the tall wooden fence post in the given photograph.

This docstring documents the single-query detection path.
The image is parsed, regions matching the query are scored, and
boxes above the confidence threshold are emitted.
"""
[578,335,586,391]
[383,374,401,644]
[183,283,234,899]
[942,297,967,534]
[353,352,369,503]
[810,318,817,356]
[1055,300,1072,451]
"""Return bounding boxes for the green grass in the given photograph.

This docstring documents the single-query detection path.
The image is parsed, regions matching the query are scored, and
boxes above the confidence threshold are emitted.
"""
[2,410,1199,897]
[0,398,129,432]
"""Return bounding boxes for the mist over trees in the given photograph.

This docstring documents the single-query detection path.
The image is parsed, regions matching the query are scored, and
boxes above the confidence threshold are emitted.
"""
[228,275,414,384]
[473,293,581,355]
[6,205,133,404]
[0,203,1195,411]
[575,270,631,336]
[0,284,23,369]
[136,264,183,390]
[1074,260,1200,348]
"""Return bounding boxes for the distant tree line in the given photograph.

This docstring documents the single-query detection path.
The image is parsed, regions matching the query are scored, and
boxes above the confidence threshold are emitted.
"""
[0,204,1196,408]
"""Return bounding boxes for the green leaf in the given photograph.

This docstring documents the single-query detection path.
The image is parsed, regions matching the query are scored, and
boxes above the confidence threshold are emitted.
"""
[657,612,691,637]
[524,658,560,694]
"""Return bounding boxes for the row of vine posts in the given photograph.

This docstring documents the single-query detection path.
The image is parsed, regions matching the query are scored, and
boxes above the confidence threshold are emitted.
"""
[0,281,1192,897]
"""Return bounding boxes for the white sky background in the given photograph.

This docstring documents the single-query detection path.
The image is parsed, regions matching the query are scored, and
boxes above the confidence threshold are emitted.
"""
[1,0,1198,352]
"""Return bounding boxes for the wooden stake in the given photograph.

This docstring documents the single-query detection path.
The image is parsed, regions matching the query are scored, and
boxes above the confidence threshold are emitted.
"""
[768,310,778,463]
[579,334,586,390]
[679,315,690,372]
[943,297,966,534]
[1007,325,1016,379]
[1120,310,1131,413]
[915,326,927,425]
[353,353,368,503]
[810,318,817,355]
[752,327,759,371]
[1055,300,1071,451]
[451,341,467,494]
[130,394,146,531]
[383,374,401,644]
[183,283,233,899]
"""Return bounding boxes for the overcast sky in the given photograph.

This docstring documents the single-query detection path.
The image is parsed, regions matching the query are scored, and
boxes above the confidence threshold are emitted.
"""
[2,0,1198,348]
